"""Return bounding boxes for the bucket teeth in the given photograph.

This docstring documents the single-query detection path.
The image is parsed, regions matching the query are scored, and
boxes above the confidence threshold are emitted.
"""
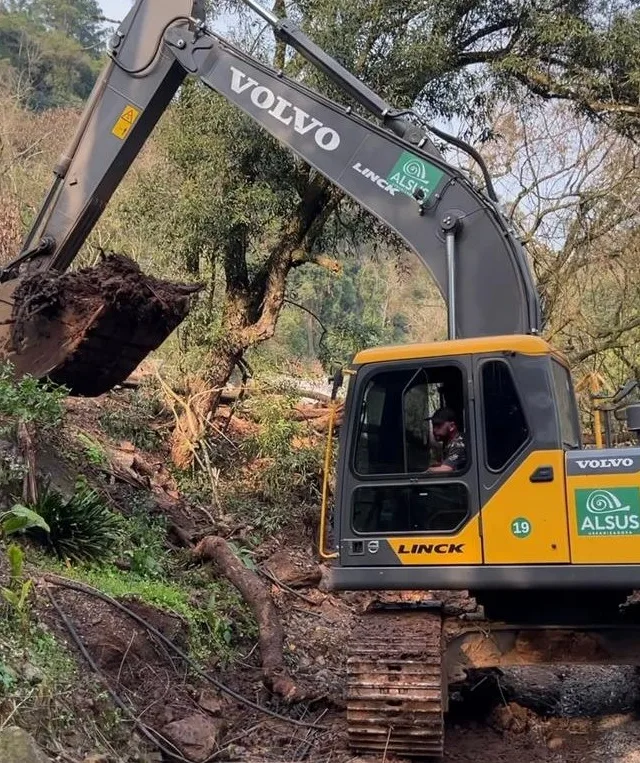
[347,611,444,758]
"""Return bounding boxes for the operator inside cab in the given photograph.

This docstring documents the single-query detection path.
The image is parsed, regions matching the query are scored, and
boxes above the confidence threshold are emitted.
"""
[428,408,466,473]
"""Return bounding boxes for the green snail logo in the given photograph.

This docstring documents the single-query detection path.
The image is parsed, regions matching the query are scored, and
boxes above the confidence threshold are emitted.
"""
[585,489,630,515]
[401,157,430,183]
[575,486,640,536]
[386,151,444,199]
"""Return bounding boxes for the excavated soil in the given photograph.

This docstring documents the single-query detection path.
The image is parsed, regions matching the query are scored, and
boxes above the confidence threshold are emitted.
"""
[38,574,640,763]
[7,254,201,396]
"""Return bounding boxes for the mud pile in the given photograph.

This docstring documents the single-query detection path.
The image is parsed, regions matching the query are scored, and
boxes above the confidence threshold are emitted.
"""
[6,254,202,396]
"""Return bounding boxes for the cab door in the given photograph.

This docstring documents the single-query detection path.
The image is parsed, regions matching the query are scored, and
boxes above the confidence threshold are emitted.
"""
[474,354,571,565]
[338,356,483,570]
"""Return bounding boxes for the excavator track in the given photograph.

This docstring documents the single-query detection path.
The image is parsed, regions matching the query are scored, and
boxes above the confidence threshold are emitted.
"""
[346,609,444,758]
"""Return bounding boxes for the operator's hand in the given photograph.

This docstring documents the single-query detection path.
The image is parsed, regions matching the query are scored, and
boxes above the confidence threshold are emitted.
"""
[427,463,454,473]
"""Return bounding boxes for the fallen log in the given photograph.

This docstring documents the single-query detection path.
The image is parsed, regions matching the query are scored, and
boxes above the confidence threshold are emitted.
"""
[194,535,302,702]
[220,386,332,404]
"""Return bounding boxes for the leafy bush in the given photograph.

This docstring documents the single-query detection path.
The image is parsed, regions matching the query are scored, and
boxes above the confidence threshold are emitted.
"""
[76,432,107,466]
[25,482,122,563]
[0,362,67,434]
[242,393,300,460]
[235,393,324,534]
[98,388,164,451]
[120,499,168,579]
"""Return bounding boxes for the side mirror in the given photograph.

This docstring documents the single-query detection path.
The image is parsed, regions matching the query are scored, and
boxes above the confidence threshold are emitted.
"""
[625,404,640,442]
[329,366,344,401]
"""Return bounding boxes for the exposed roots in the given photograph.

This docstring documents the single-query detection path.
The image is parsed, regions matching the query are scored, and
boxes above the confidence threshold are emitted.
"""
[194,535,305,702]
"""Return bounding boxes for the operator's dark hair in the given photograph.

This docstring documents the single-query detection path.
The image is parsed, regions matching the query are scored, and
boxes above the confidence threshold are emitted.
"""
[432,407,457,426]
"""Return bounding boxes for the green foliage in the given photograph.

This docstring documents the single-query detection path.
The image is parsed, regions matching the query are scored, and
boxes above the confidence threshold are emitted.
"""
[243,393,301,459]
[231,393,324,536]
[119,499,168,579]
[227,540,257,571]
[8,541,25,584]
[0,615,77,699]
[0,363,67,433]
[0,660,16,691]
[0,9,101,110]
[25,482,122,563]
[98,389,164,451]
[42,560,256,663]
[0,504,50,537]
[76,432,107,466]
[1,544,32,632]
[28,0,105,50]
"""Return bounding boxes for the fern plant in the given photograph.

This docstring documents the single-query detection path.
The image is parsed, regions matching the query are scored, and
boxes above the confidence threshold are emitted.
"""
[26,483,122,563]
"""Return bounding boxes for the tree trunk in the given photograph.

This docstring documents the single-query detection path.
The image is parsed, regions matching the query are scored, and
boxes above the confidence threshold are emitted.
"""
[194,535,303,701]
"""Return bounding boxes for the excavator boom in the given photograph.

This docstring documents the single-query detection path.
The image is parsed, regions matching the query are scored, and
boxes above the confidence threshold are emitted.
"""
[0,0,540,395]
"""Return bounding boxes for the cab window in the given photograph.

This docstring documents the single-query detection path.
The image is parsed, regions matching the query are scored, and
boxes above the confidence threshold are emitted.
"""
[481,360,529,471]
[353,364,467,476]
[351,363,470,534]
[550,360,581,449]
[352,483,469,534]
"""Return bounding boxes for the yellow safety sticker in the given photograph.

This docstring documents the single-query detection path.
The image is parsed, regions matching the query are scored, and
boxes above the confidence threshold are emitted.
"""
[112,104,141,140]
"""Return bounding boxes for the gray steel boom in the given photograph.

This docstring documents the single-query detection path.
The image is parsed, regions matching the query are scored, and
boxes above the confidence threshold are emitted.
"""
[2,0,541,339]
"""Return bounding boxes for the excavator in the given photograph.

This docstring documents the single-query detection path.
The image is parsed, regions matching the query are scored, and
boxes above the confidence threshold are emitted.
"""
[1,0,640,758]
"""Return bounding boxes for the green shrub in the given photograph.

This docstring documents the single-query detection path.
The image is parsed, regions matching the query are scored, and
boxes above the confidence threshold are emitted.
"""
[0,362,67,434]
[242,393,300,460]
[76,432,108,466]
[1,544,33,633]
[120,501,168,579]
[0,505,50,537]
[26,482,122,563]
[98,387,164,451]
[233,392,324,533]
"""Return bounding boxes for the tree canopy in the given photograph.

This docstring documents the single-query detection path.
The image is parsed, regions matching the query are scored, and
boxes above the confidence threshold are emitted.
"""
[0,0,103,109]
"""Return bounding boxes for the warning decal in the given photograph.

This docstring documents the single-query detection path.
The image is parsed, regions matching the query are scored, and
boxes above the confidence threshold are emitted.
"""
[112,104,141,140]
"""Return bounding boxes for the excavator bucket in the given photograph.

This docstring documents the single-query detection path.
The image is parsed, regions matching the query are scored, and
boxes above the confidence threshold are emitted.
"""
[0,255,201,397]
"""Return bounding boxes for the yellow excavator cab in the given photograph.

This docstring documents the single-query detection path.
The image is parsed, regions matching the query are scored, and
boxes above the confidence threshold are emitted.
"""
[330,333,640,592]
[324,335,640,757]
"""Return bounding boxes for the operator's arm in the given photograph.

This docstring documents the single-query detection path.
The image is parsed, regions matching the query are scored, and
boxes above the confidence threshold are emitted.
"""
[427,438,466,473]
[428,463,455,474]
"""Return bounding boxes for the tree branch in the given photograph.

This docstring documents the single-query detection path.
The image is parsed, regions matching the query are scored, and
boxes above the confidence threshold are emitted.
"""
[458,17,522,50]
[291,250,342,273]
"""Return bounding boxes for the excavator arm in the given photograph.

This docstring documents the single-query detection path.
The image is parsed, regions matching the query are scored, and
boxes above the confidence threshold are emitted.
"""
[0,0,541,394]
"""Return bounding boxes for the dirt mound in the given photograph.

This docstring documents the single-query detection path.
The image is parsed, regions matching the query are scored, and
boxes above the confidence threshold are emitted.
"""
[5,254,202,396]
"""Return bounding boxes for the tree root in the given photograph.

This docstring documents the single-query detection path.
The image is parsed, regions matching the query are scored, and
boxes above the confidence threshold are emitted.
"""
[194,535,303,702]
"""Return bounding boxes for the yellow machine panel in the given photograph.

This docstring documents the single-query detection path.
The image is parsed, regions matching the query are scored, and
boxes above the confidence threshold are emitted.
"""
[481,451,571,564]
[353,335,557,365]
[567,472,640,564]
[388,517,483,565]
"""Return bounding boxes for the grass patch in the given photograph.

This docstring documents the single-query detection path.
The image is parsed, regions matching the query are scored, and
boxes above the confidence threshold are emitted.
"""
[0,617,77,699]
[39,557,257,665]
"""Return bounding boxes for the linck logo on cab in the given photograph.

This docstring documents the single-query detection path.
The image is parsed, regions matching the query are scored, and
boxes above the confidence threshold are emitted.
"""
[229,66,341,151]
[397,543,465,555]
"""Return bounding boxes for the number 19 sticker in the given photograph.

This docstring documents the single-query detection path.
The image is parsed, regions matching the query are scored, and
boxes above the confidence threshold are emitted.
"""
[511,518,532,538]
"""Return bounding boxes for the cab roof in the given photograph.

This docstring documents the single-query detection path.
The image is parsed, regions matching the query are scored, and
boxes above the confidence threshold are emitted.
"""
[353,334,568,366]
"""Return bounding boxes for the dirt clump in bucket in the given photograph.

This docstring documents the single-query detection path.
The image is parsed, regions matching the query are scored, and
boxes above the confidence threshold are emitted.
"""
[8,253,202,396]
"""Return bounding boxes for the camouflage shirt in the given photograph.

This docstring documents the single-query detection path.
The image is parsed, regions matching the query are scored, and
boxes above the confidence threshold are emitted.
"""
[442,432,466,470]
